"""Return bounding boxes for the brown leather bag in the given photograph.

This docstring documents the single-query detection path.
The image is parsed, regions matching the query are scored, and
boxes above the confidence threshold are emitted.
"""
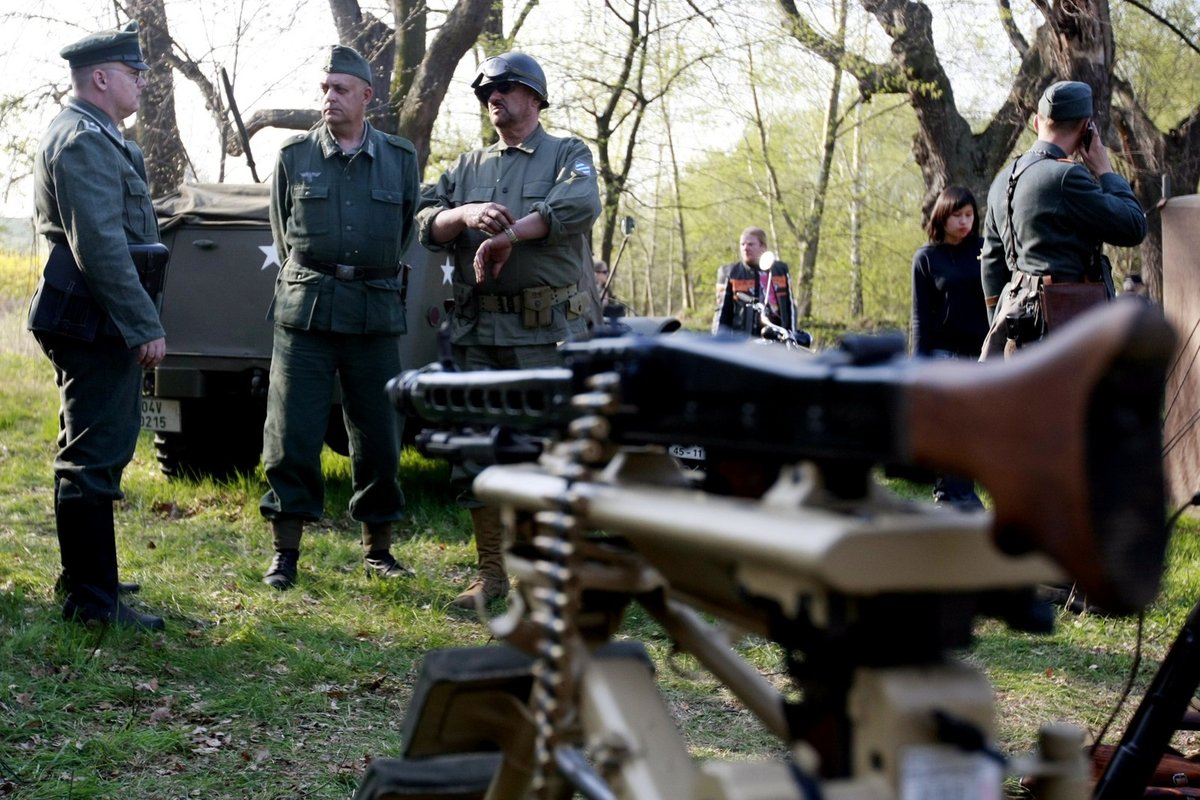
[1038,281,1109,331]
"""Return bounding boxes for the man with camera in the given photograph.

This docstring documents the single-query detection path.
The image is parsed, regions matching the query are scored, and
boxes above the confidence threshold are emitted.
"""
[979,80,1146,359]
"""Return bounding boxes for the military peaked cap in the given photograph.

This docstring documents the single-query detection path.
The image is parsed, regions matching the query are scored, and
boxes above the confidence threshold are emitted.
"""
[1039,81,1093,121]
[324,45,372,85]
[60,21,148,71]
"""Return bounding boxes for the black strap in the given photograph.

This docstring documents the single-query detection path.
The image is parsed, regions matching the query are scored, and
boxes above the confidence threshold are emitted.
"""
[1002,151,1055,275]
[289,249,398,281]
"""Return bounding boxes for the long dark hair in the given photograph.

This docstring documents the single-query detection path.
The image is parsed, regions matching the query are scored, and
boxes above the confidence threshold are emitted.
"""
[925,185,979,243]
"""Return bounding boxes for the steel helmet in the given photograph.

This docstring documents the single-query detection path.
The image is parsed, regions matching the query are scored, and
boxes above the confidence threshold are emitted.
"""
[471,52,549,109]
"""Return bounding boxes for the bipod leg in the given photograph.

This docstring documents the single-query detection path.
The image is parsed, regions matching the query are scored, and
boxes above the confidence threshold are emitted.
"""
[1093,597,1200,798]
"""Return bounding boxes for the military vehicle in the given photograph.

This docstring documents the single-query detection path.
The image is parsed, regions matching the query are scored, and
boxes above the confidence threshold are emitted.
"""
[144,182,448,479]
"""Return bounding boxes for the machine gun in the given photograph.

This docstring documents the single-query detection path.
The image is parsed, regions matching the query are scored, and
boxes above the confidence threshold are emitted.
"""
[362,300,1174,800]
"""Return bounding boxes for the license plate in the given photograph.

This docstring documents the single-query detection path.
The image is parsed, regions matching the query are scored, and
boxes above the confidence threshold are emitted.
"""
[141,397,181,432]
[668,444,706,461]
[899,745,1002,800]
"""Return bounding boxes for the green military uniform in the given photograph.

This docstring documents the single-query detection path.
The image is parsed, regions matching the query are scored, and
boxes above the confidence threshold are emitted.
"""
[980,146,1145,303]
[260,120,419,526]
[979,81,1146,358]
[28,21,166,629]
[30,95,164,499]
[417,123,601,368]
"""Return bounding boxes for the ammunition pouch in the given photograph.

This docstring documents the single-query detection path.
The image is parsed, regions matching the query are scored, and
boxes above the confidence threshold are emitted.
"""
[475,285,579,329]
[452,283,477,321]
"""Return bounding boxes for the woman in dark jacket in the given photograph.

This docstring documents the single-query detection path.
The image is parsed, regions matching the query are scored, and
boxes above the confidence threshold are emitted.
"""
[911,186,989,358]
[911,186,988,508]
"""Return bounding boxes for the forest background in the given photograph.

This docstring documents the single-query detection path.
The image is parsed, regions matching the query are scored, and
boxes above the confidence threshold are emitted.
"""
[1,0,1199,334]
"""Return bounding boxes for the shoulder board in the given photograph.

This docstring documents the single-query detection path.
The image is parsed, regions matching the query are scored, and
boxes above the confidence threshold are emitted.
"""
[73,117,104,135]
[280,132,310,149]
[384,134,416,154]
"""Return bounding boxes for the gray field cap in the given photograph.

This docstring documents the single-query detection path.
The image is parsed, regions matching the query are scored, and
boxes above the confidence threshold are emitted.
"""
[324,45,372,85]
[61,21,148,71]
[1039,81,1093,121]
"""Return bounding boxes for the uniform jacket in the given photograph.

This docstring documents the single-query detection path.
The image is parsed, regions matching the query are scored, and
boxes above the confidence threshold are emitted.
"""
[29,97,164,348]
[269,121,420,335]
[713,260,795,336]
[911,237,988,357]
[980,142,1146,304]
[417,124,602,346]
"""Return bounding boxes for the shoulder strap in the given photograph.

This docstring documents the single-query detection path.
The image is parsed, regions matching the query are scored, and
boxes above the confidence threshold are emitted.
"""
[1002,151,1055,273]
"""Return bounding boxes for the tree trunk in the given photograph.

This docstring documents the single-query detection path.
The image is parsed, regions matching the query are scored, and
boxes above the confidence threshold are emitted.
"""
[395,0,494,172]
[1111,78,1200,301]
[848,105,865,318]
[663,97,694,310]
[129,0,185,195]
[795,0,849,319]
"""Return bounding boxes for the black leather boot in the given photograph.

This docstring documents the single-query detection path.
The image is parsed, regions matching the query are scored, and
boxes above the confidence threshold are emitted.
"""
[54,572,140,597]
[56,496,163,631]
[263,549,300,590]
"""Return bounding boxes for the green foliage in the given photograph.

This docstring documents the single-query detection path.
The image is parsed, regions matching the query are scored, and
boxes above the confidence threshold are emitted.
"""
[614,96,923,330]
[1113,0,1200,130]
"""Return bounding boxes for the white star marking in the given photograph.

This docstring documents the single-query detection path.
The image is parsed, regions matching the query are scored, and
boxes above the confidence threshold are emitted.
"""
[259,244,280,271]
[440,255,454,285]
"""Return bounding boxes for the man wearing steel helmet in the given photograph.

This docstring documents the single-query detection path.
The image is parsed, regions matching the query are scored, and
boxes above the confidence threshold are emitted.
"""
[418,51,601,611]
[979,80,1145,358]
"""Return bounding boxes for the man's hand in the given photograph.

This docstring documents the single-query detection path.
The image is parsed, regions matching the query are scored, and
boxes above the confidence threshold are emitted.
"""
[137,337,166,369]
[474,236,513,283]
[1079,121,1113,177]
[467,203,515,237]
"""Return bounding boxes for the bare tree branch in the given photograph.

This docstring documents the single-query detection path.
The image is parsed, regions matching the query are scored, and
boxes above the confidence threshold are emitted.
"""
[996,0,1029,54]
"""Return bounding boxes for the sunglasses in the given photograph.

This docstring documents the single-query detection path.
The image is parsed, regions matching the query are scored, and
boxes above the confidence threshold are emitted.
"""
[474,80,518,103]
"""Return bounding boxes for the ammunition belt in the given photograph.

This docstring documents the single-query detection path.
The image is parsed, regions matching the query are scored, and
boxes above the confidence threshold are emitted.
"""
[290,249,398,281]
[477,286,576,314]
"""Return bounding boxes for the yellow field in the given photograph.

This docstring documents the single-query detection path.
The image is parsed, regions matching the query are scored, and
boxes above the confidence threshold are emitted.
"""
[0,248,40,302]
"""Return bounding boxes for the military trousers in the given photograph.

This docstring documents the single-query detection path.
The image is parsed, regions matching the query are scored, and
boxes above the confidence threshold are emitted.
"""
[260,325,405,524]
[34,331,141,501]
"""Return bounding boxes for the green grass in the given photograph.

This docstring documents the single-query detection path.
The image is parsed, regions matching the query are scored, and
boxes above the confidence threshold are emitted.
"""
[2,256,1200,796]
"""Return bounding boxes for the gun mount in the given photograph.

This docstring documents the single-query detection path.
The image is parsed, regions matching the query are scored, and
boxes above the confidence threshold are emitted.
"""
[369,299,1174,800]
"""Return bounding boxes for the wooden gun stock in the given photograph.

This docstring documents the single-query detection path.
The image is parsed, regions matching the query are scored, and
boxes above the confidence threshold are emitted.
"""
[906,300,1175,613]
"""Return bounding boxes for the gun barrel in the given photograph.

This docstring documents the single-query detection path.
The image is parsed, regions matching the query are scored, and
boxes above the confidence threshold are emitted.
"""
[388,366,575,432]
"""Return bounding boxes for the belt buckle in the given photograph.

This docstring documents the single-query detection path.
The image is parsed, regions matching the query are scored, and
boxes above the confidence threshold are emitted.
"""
[335,264,357,281]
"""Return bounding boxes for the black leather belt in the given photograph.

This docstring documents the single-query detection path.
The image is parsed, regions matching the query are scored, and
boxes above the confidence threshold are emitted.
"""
[290,249,398,281]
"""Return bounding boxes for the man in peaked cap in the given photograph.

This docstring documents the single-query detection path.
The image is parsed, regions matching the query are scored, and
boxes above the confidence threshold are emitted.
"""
[417,52,601,612]
[259,44,420,590]
[27,20,167,630]
[979,80,1146,359]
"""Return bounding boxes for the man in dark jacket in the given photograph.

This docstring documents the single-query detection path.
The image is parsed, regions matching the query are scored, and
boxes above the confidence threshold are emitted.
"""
[979,80,1146,359]
[28,21,166,630]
